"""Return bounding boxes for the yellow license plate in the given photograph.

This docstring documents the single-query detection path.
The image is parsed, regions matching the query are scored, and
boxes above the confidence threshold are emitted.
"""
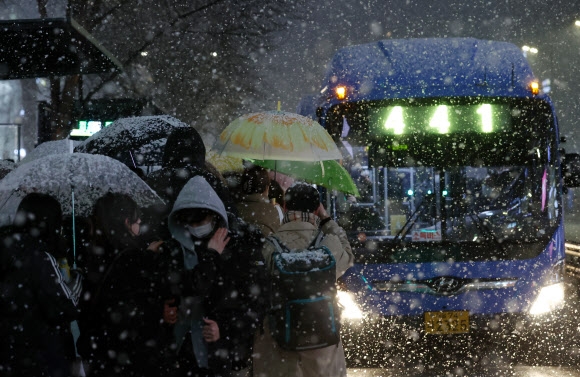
[424,311,470,334]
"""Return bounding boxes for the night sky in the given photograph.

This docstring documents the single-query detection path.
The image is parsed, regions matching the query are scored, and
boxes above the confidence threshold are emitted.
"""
[260,0,580,149]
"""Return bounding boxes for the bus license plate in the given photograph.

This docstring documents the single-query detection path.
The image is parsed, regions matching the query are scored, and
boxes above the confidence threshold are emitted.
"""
[424,311,469,334]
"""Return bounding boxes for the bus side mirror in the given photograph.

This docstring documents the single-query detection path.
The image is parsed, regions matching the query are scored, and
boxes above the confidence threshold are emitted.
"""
[563,153,580,188]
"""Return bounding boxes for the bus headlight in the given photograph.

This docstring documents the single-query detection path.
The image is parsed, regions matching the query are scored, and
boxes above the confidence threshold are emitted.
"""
[529,282,565,315]
[337,290,363,320]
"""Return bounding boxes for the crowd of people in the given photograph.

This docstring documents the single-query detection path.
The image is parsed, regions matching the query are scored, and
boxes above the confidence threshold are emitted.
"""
[0,126,355,377]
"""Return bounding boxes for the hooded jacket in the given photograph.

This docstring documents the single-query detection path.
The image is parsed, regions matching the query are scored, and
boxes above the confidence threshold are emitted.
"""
[163,176,268,373]
[144,127,237,241]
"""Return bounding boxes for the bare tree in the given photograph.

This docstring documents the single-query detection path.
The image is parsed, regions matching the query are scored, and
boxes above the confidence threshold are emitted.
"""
[51,0,305,140]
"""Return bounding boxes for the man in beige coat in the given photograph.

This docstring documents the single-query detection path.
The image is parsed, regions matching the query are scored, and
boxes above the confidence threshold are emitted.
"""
[236,166,281,236]
[253,182,354,377]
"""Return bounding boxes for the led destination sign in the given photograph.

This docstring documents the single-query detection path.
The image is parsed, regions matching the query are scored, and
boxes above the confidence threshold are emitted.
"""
[371,103,512,135]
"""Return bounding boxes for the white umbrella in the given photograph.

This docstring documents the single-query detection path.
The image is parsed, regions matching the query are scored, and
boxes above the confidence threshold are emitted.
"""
[19,139,80,165]
[0,153,163,221]
[0,153,165,265]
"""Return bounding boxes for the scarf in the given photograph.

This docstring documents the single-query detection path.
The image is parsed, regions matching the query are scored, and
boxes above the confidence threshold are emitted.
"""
[283,210,321,228]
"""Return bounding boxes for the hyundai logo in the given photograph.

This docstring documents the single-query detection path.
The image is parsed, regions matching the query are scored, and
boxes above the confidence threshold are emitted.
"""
[428,276,463,294]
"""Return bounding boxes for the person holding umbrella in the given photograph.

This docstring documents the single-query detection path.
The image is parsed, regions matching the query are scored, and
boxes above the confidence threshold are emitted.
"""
[252,182,354,377]
[76,193,168,377]
[235,165,281,236]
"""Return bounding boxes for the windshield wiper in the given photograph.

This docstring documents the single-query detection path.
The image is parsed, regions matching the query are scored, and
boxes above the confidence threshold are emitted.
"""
[392,193,435,245]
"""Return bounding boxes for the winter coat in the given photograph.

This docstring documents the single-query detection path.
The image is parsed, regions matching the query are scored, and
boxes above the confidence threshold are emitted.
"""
[235,193,281,236]
[0,227,80,377]
[77,244,170,376]
[164,176,268,375]
[252,218,354,377]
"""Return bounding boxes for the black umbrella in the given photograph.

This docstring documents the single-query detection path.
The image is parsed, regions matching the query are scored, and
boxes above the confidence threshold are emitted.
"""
[74,115,191,166]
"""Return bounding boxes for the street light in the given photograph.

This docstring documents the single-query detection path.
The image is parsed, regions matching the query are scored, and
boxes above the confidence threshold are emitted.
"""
[575,20,580,27]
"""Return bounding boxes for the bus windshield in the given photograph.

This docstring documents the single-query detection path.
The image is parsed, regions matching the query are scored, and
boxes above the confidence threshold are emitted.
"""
[329,97,561,263]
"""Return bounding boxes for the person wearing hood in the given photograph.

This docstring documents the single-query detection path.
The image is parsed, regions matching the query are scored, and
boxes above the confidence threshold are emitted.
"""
[161,175,268,377]
[144,127,238,242]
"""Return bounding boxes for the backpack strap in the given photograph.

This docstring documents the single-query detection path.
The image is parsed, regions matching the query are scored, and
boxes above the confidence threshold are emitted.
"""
[265,235,287,254]
[310,230,325,248]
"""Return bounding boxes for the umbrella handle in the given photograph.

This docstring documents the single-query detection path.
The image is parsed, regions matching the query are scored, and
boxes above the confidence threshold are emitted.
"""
[129,151,137,169]
[71,187,77,269]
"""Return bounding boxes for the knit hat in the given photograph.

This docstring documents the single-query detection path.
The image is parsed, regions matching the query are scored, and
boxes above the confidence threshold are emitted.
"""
[162,127,206,168]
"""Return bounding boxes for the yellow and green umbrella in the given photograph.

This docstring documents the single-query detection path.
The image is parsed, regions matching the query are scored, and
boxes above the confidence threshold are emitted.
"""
[214,111,342,161]
[252,159,360,197]
[205,148,245,173]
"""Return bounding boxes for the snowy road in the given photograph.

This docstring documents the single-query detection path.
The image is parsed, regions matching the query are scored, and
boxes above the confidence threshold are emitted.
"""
[343,211,580,377]
[346,273,580,376]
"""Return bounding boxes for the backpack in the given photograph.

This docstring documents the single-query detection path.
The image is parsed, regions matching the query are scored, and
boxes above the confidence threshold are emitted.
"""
[266,231,341,351]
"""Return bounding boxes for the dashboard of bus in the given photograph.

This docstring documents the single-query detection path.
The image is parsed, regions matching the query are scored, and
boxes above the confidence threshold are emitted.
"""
[326,97,562,263]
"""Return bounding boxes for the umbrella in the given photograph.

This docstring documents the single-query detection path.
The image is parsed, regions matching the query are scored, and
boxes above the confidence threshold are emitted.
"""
[252,159,360,197]
[74,115,191,164]
[206,148,245,173]
[0,153,164,222]
[213,110,342,161]
[19,138,80,165]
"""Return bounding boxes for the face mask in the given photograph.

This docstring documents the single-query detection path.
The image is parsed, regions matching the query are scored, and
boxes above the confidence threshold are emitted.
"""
[186,223,214,239]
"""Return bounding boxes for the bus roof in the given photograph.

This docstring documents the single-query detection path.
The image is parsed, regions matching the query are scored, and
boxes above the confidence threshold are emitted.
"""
[323,38,537,100]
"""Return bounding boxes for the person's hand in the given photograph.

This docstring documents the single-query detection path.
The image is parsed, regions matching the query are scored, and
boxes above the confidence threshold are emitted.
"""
[316,203,330,220]
[147,240,164,252]
[163,298,178,325]
[202,318,220,342]
[207,228,230,254]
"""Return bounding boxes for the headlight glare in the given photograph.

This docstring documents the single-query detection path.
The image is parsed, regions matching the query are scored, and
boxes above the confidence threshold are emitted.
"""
[529,282,565,315]
[337,290,363,320]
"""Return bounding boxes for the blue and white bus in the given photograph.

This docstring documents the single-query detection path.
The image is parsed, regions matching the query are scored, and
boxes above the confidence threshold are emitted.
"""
[300,38,580,357]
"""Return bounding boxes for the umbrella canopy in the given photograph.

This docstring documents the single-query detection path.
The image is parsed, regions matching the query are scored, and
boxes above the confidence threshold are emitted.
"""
[74,115,191,162]
[19,139,80,165]
[0,153,164,225]
[252,160,360,197]
[206,149,245,173]
[213,111,342,161]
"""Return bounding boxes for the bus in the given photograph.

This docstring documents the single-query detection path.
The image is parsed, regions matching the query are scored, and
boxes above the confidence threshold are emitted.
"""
[300,38,580,359]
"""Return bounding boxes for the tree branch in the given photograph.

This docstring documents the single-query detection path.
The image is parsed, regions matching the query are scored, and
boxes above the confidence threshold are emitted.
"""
[86,0,228,99]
